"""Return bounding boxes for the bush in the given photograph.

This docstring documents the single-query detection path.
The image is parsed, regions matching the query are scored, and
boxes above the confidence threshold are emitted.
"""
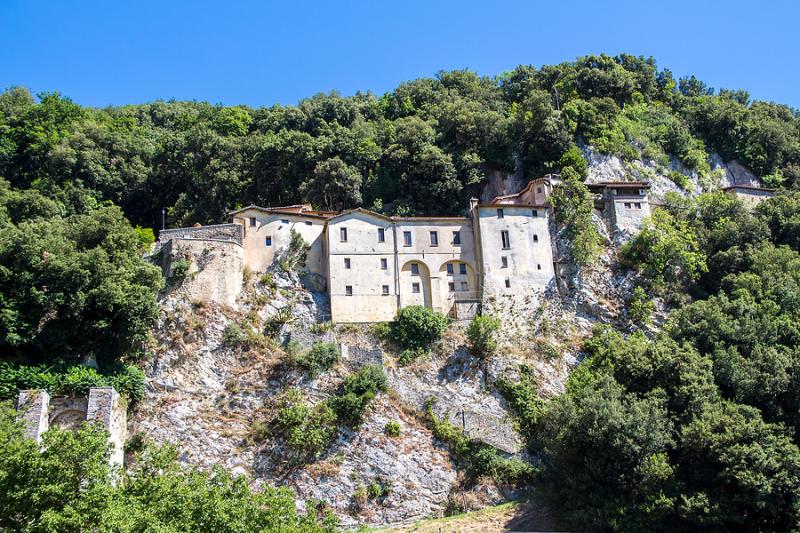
[384,420,401,437]
[467,315,501,358]
[628,286,654,326]
[295,342,340,377]
[366,477,392,499]
[398,347,428,366]
[369,322,391,340]
[171,258,191,279]
[667,170,690,190]
[274,391,338,458]
[550,168,603,265]
[221,323,248,347]
[391,306,448,350]
[329,365,387,427]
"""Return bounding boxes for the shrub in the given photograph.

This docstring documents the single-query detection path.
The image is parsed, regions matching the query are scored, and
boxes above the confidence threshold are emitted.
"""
[384,420,401,437]
[221,323,248,347]
[366,477,392,499]
[667,170,690,190]
[309,321,334,335]
[329,365,387,427]
[398,347,428,366]
[467,315,501,358]
[628,286,654,326]
[171,258,191,279]
[391,306,448,350]
[274,391,337,458]
[550,168,603,265]
[295,342,340,377]
[369,322,391,340]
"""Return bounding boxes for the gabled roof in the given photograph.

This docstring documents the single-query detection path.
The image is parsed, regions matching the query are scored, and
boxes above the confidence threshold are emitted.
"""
[326,207,394,223]
[488,175,556,205]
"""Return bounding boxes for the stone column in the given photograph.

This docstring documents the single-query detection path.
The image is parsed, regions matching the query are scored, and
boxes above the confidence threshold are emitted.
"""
[87,387,127,468]
[16,389,50,443]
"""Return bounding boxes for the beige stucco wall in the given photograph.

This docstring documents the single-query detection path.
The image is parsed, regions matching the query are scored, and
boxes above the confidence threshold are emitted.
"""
[233,209,327,280]
[327,211,398,322]
[476,205,555,299]
[610,193,651,235]
[164,238,244,307]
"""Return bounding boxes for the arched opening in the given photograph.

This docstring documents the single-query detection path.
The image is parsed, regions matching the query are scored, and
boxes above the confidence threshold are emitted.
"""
[399,260,432,310]
[438,260,477,316]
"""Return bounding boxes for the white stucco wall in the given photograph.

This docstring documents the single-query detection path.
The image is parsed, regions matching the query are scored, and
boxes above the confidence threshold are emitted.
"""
[326,211,398,322]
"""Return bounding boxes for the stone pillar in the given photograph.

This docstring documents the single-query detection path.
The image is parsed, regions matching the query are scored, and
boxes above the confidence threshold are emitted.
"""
[16,389,50,443]
[87,387,127,468]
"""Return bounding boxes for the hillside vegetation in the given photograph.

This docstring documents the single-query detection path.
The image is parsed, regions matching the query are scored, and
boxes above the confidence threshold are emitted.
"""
[2,54,800,531]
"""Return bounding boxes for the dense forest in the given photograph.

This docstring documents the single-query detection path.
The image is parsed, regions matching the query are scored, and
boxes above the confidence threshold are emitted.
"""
[2,54,800,531]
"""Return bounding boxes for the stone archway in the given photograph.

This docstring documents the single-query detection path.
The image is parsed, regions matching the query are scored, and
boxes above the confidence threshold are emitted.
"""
[399,260,432,310]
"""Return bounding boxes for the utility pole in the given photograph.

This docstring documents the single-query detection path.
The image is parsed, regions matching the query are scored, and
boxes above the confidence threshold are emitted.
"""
[161,208,166,231]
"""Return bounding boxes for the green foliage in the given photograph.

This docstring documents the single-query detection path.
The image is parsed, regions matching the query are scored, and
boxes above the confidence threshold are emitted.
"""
[627,286,654,326]
[171,258,191,279]
[466,314,501,358]
[221,323,248,347]
[621,208,707,289]
[133,226,155,252]
[390,305,448,350]
[274,391,338,458]
[398,347,428,366]
[0,403,336,532]
[0,362,145,402]
[369,321,391,340]
[277,229,310,272]
[550,168,603,265]
[756,190,800,251]
[293,342,340,377]
[329,365,387,427]
[366,477,392,499]
[384,420,401,437]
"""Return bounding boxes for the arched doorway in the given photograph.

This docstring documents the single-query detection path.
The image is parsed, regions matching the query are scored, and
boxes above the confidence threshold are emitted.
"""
[438,260,477,316]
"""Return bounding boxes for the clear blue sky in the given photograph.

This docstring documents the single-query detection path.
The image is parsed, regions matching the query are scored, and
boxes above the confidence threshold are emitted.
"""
[2,0,798,109]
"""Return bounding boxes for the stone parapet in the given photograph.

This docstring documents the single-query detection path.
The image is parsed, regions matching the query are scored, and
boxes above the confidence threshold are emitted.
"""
[157,223,243,247]
[16,389,50,442]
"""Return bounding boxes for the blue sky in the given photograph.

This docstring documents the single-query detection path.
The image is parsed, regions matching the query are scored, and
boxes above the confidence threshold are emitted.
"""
[1,0,798,109]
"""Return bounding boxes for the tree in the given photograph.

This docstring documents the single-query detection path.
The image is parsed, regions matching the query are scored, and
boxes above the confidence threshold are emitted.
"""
[390,305,448,350]
[467,314,501,358]
[550,168,603,265]
[302,156,363,211]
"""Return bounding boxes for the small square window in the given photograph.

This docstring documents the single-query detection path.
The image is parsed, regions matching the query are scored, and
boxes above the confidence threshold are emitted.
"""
[497,208,504,218]
[505,279,511,288]
[380,258,388,270]
[378,228,385,242]
[448,282,455,292]
[382,285,390,295]
[430,231,439,247]
[533,234,539,243]
[532,209,538,217]
[344,258,351,269]
[340,227,348,242]
[345,285,353,296]
[249,217,256,227]
[305,221,312,226]
[537,187,543,194]
[460,281,468,291]
[624,202,632,209]
[453,231,461,245]
[411,263,419,276]
[281,219,289,224]
[537,264,542,270]
[265,236,272,246]
[635,203,642,209]
[501,230,511,249]
[446,263,454,274]
[501,256,508,268]
[459,263,467,275]
[412,282,420,293]
[404,231,412,246]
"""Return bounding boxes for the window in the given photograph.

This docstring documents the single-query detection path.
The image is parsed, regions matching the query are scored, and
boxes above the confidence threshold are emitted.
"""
[448,282,455,292]
[497,208,504,218]
[382,285,390,295]
[378,228,385,242]
[501,256,508,268]
[635,202,642,209]
[265,236,272,246]
[501,230,511,249]
[460,281,468,291]
[430,231,439,247]
[249,217,256,227]
[305,221,312,226]
[446,263,454,274]
[345,285,353,296]
[532,209,538,217]
[533,234,539,243]
[340,227,348,242]
[537,186,543,194]
[537,264,542,270]
[624,202,632,209]
[344,258,351,269]
[505,279,511,288]
[453,231,461,245]
[459,263,467,275]
[404,231,412,246]
[411,263,419,276]
[412,282,420,293]
[281,219,289,224]
[380,258,388,270]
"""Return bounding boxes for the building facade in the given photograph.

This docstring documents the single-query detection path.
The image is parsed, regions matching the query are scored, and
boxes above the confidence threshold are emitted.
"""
[158,177,650,322]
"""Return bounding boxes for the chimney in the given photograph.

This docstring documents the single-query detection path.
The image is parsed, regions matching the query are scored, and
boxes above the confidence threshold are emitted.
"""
[469,197,479,211]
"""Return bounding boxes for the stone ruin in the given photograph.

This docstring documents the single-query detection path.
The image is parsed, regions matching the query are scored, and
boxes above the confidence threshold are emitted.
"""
[16,387,127,467]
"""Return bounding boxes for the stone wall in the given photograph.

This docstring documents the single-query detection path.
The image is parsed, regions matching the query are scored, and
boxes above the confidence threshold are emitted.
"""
[16,387,127,467]
[160,238,244,307]
[157,223,243,247]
